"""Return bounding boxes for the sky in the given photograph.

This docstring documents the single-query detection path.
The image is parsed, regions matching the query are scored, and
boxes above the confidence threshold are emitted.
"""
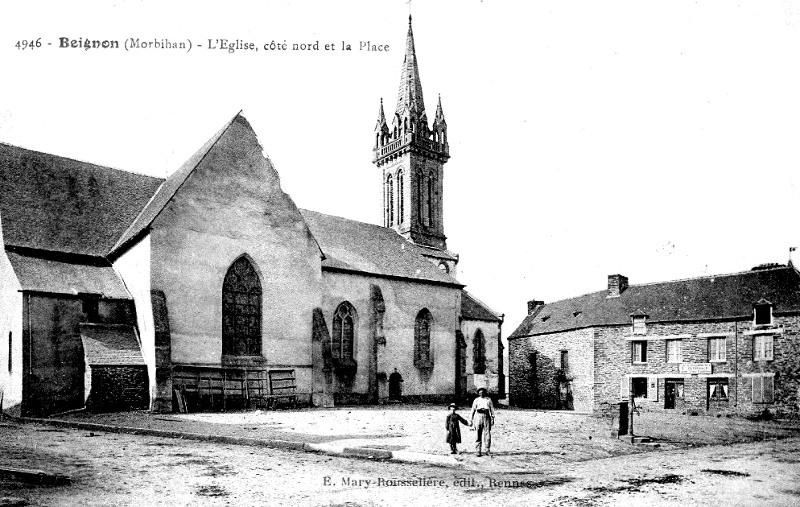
[1,0,799,334]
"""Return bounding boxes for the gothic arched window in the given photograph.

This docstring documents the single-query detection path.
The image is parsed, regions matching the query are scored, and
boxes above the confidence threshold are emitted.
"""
[386,174,394,226]
[332,302,355,361]
[397,169,405,224]
[417,172,425,225]
[222,256,262,356]
[414,309,433,368]
[473,329,486,374]
[427,173,435,226]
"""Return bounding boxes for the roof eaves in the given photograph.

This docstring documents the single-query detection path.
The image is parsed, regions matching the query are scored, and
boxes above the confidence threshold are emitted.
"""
[322,265,464,289]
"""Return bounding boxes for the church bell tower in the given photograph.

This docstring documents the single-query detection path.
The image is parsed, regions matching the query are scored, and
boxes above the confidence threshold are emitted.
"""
[373,15,450,251]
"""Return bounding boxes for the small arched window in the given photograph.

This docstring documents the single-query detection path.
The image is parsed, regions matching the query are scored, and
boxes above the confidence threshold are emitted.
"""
[417,172,425,225]
[473,329,486,374]
[414,309,433,368]
[222,256,262,356]
[332,302,356,361]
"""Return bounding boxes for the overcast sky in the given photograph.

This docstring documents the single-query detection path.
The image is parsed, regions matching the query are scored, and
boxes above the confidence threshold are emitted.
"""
[1,0,799,334]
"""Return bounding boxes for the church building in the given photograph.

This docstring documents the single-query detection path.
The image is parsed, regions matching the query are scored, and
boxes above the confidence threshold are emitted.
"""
[0,17,502,416]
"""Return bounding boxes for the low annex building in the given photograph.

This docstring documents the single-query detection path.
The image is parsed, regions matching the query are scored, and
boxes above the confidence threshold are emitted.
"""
[0,17,501,416]
[508,265,800,416]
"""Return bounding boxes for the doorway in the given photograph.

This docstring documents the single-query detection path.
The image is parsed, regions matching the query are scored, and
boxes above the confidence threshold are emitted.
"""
[388,370,403,401]
[664,379,684,409]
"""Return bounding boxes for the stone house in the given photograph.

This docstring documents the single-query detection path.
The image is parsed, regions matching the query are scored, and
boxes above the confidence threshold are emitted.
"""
[509,265,800,417]
[0,16,500,416]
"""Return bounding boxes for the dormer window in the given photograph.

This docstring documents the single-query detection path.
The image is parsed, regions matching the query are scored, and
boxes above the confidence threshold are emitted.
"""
[631,313,647,335]
[754,299,772,326]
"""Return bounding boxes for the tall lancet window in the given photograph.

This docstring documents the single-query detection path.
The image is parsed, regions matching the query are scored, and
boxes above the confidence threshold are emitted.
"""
[397,169,405,224]
[332,302,356,361]
[386,174,394,226]
[414,309,433,367]
[427,173,435,227]
[222,256,262,356]
[417,171,425,226]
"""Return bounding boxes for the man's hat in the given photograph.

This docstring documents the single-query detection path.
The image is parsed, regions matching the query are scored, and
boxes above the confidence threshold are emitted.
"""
[477,387,487,394]
[448,403,458,409]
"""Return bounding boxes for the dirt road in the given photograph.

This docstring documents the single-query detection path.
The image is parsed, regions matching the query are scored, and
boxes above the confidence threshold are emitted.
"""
[1,422,798,506]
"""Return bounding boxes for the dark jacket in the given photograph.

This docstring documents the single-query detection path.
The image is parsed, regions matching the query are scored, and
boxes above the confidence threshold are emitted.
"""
[446,412,469,444]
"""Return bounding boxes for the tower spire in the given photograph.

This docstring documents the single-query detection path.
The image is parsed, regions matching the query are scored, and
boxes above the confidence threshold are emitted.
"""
[396,15,425,116]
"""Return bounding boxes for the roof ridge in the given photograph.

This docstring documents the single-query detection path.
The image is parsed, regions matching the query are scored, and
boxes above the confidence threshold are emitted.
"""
[109,112,243,255]
[0,141,164,180]
[629,265,790,289]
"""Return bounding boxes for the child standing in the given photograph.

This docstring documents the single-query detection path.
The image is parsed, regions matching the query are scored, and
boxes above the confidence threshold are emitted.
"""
[445,403,470,454]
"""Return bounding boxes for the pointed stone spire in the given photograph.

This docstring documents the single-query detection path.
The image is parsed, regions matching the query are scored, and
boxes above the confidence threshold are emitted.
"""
[396,15,426,117]
[375,98,387,131]
[434,94,446,126]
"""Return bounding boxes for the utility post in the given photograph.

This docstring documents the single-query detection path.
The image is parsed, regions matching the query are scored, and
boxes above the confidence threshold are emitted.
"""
[628,379,635,437]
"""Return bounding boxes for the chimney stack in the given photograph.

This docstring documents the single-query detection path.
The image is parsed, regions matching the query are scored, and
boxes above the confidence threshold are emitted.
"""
[607,274,628,298]
[527,299,545,315]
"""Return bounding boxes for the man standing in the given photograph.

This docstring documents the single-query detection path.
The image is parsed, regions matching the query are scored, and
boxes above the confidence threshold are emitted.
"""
[470,387,495,456]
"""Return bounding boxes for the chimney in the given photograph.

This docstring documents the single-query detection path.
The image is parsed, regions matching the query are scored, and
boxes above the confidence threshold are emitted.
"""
[527,299,545,315]
[607,274,628,298]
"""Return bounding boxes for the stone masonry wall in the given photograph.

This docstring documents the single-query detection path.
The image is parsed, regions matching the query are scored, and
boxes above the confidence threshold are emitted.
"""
[509,328,594,412]
[594,315,800,417]
[86,365,148,412]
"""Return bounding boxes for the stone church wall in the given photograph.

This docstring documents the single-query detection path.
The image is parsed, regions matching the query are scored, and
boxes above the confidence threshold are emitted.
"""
[460,319,502,397]
[320,271,460,403]
[0,245,23,413]
[150,117,323,396]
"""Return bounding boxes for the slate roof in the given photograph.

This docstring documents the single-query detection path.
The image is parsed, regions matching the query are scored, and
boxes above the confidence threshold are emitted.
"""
[0,142,163,257]
[80,324,145,366]
[300,209,462,287]
[111,113,240,254]
[509,265,800,339]
[461,290,501,322]
[6,250,131,299]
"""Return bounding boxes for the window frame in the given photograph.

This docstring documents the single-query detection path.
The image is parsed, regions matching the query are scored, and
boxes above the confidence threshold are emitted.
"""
[753,334,774,361]
[708,378,730,402]
[414,309,434,369]
[472,329,486,374]
[331,302,356,362]
[632,316,647,335]
[631,377,648,399]
[631,340,647,364]
[753,302,772,326]
[221,256,263,357]
[708,336,727,363]
[666,339,683,364]
[752,375,775,404]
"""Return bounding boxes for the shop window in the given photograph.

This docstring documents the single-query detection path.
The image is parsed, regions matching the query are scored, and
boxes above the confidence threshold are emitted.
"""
[631,341,647,363]
[752,375,775,403]
[708,378,729,401]
[632,377,648,398]
[754,335,774,361]
[666,339,683,363]
[708,337,727,362]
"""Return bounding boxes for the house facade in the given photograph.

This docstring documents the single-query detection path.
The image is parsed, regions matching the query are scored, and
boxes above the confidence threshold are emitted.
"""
[0,17,501,416]
[509,266,800,417]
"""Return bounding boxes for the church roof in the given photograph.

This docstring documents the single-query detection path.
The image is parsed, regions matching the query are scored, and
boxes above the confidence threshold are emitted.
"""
[508,265,800,339]
[395,15,426,116]
[0,142,162,257]
[461,290,502,322]
[6,250,131,299]
[111,113,241,255]
[300,209,462,287]
[80,324,145,366]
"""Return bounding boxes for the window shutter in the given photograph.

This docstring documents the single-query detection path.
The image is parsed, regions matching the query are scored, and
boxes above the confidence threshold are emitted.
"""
[720,338,726,361]
[649,376,659,401]
[764,376,774,403]
[620,377,629,400]
[752,377,763,403]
